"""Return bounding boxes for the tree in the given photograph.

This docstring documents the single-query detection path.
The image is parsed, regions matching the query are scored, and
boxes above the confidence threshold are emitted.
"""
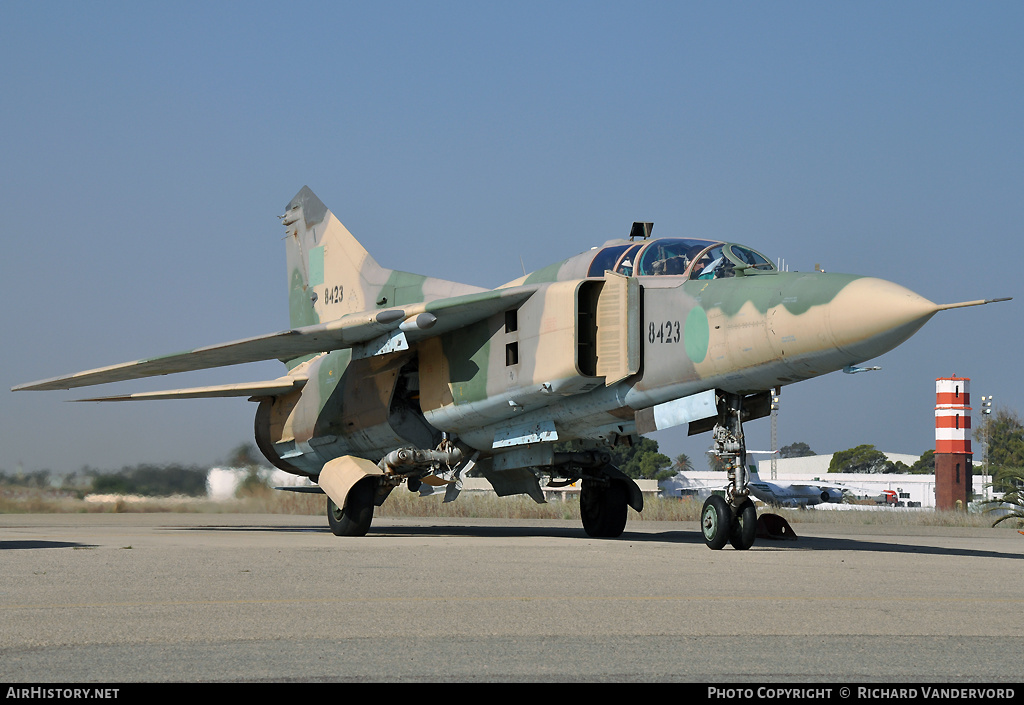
[828,444,895,474]
[227,443,263,469]
[907,450,935,474]
[0,469,51,488]
[977,408,1024,492]
[779,442,815,458]
[981,466,1024,529]
[555,437,674,482]
[227,442,271,497]
[706,444,726,472]
[673,453,694,473]
[90,464,208,496]
[607,438,674,482]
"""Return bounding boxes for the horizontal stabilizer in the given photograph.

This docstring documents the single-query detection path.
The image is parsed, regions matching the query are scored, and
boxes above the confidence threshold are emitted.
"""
[73,377,307,402]
[14,286,538,392]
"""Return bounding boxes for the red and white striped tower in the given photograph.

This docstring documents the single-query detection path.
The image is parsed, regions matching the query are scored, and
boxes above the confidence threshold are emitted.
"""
[934,375,973,510]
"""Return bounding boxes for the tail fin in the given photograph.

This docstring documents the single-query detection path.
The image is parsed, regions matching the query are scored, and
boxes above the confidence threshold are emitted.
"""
[284,186,388,328]
[283,186,484,330]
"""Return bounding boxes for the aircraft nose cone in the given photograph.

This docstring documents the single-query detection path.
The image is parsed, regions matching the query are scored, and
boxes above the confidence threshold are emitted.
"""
[826,277,940,360]
[768,274,942,379]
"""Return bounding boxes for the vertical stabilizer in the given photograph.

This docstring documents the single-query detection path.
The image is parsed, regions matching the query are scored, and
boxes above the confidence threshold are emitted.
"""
[282,186,488,332]
[284,186,390,329]
[280,185,487,360]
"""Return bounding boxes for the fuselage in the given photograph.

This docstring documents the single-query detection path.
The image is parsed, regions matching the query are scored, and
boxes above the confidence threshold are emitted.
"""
[257,235,943,478]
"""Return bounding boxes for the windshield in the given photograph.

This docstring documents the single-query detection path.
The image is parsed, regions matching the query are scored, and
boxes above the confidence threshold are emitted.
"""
[690,245,730,279]
[727,245,773,271]
[690,243,776,279]
[636,238,716,276]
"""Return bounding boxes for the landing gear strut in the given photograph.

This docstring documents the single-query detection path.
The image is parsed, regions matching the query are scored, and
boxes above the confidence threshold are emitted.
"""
[701,392,757,550]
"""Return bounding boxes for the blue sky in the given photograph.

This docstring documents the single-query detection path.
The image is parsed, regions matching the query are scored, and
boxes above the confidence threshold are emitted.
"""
[2,1,1021,474]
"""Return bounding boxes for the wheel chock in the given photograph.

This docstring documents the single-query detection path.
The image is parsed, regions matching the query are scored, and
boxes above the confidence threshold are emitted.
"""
[756,513,797,540]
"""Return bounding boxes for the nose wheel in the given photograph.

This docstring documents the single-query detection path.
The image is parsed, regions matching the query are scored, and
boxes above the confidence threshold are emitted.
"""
[701,495,757,550]
[701,495,732,550]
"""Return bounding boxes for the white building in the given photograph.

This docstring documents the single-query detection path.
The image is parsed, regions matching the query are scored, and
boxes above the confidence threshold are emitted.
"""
[661,453,946,508]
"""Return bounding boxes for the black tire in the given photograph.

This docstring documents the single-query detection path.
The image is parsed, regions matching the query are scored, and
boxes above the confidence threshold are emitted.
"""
[728,498,757,550]
[580,479,606,537]
[581,479,628,538]
[601,481,628,538]
[327,478,376,537]
[701,494,731,550]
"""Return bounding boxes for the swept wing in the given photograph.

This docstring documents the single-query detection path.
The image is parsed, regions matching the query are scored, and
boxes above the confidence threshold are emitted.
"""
[14,286,537,394]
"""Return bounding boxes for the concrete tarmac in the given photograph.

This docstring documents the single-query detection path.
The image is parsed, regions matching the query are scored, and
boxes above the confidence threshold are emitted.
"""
[1,513,1022,683]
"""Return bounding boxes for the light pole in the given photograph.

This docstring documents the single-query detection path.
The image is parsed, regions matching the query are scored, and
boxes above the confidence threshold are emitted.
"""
[980,395,994,500]
[770,387,780,480]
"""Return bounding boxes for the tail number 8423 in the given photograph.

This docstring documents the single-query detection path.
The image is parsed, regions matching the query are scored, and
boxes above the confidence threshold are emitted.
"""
[649,320,681,344]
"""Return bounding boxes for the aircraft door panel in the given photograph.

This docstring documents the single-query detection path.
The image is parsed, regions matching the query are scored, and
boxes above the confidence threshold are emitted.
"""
[594,273,640,384]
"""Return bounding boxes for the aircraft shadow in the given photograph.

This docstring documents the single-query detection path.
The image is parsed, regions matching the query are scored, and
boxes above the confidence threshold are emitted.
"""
[0,540,98,550]
[757,533,1024,561]
[378,525,1024,560]
[174,523,1023,560]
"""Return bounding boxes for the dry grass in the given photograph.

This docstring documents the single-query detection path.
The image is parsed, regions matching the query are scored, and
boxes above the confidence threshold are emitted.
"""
[3,485,1015,529]
[779,506,1000,528]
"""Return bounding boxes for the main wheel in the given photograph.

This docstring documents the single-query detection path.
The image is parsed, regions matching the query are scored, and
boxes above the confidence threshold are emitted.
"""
[581,479,607,537]
[601,481,628,538]
[581,479,628,538]
[327,477,376,537]
[728,498,757,550]
[701,494,731,550]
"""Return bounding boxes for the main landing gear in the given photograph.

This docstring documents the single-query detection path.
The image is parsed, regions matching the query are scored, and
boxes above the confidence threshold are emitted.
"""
[321,443,468,537]
[327,477,376,537]
[580,477,629,538]
[701,392,757,550]
[549,450,643,538]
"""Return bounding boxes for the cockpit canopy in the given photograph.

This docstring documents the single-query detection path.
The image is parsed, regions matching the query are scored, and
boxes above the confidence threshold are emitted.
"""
[586,238,775,280]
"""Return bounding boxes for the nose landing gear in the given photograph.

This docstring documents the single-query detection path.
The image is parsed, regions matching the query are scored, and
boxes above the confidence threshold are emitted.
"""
[701,392,757,550]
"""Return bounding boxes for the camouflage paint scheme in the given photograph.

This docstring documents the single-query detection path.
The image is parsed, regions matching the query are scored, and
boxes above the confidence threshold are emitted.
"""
[15,187,1004,540]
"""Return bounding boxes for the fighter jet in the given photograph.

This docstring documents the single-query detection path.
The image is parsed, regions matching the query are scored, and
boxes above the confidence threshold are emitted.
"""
[13,187,1010,549]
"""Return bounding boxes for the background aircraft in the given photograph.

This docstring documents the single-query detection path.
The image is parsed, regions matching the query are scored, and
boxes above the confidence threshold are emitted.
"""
[746,469,845,508]
[14,187,1007,549]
